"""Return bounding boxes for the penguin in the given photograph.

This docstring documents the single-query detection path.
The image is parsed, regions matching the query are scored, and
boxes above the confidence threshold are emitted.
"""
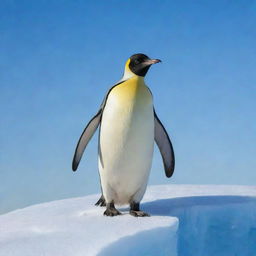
[72,53,175,217]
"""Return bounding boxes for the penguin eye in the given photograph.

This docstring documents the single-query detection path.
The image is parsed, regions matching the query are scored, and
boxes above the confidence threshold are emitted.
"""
[134,59,140,65]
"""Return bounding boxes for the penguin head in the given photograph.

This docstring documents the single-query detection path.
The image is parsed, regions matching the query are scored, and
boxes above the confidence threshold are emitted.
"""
[124,53,161,78]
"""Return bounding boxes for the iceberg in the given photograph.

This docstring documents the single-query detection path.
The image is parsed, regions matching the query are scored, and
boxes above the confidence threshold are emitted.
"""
[0,185,255,256]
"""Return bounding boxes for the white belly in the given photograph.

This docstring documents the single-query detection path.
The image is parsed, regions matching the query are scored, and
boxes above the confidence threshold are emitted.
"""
[98,84,154,204]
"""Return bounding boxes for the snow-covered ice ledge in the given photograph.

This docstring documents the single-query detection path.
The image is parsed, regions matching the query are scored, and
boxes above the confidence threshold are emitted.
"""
[0,185,256,256]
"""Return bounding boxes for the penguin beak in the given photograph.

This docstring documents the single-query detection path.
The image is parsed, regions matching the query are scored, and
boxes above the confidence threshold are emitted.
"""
[143,59,162,66]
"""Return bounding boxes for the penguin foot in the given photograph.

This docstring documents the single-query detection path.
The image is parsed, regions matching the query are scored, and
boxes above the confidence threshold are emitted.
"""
[95,195,106,207]
[129,202,150,217]
[129,210,150,217]
[104,202,121,217]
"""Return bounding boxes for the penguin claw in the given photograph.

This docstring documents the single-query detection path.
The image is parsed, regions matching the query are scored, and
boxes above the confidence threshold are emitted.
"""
[129,210,150,217]
[104,208,122,217]
[95,195,106,207]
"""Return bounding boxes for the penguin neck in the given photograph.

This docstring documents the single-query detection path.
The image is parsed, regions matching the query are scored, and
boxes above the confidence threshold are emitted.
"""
[119,67,144,83]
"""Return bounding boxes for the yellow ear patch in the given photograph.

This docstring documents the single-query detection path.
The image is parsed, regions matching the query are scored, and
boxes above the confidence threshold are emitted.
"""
[125,58,131,72]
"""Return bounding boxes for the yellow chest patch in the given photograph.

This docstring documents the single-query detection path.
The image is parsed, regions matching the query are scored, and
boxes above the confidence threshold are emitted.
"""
[111,76,152,104]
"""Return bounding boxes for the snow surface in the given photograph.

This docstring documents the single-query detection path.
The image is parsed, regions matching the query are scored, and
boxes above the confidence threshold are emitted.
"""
[0,185,256,256]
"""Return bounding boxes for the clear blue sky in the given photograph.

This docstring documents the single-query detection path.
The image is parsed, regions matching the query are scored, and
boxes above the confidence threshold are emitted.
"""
[1,0,256,214]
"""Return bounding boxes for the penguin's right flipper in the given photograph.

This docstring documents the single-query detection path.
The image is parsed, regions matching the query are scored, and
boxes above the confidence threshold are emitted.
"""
[154,110,175,178]
[72,80,126,172]
[72,109,102,171]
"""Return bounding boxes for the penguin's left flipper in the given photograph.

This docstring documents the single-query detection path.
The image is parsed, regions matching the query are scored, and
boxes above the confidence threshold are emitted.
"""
[154,110,175,178]
[72,109,102,171]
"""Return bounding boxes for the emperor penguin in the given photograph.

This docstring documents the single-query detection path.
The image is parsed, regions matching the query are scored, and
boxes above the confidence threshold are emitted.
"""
[72,53,175,217]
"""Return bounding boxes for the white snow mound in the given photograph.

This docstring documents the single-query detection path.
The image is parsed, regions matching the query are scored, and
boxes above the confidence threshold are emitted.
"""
[0,185,256,256]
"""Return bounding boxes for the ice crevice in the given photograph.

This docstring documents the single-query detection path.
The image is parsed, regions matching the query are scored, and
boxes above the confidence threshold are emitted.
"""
[143,195,256,256]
